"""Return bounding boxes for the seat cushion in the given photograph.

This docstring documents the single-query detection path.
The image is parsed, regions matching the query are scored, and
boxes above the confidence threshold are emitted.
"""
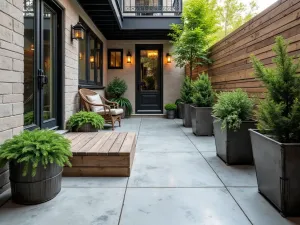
[86,94,104,112]
[98,108,124,116]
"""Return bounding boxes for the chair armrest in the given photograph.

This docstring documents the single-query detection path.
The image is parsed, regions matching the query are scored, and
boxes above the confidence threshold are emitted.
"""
[101,96,119,108]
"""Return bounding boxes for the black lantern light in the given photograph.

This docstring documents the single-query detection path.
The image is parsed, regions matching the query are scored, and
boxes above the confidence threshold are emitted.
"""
[127,51,132,64]
[71,22,85,41]
[166,53,171,63]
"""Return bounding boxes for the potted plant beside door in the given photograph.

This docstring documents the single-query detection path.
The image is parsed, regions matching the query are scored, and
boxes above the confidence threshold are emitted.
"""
[250,36,300,216]
[190,74,214,136]
[181,77,194,127]
[165,103,177,119]
[0,130,72,205]
[212,89,255,164]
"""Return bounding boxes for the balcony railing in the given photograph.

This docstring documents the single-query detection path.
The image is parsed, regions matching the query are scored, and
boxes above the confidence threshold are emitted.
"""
[121,0,182,16]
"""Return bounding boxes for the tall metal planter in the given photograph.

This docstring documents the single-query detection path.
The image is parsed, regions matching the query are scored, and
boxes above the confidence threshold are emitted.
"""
[191,106,213,136]
[177,103,184,119]
[9,162,63,205]
[183,104,192,127]
[214,117,256,165]
[249,129,300,216]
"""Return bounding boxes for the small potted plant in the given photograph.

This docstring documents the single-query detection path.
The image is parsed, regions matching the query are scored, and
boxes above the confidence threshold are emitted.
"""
[107,77,132,118]
[250,36,300,216]
[0,129,72,204]
[175,99,184,119]
[212,89,255,164]
[180,77,194,127]
[191,74,214,136]
[67,111,105,132]
[165,103,177,119]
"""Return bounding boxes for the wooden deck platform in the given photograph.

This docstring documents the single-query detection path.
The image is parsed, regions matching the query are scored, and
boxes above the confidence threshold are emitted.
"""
[63,132,136,177]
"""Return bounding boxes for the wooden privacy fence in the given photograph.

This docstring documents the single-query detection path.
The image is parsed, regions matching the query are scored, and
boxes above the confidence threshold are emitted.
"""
[186,0,300,99]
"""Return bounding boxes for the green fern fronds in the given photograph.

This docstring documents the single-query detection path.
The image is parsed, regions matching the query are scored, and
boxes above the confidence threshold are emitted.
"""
[66,111,105,131]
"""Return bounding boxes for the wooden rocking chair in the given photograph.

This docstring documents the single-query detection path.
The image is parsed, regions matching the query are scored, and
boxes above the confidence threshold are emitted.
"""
[78,88,123,130]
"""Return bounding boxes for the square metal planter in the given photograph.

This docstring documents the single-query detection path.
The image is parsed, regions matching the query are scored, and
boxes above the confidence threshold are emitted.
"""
[249,129,300,217]
[177,103,184,119]
[213,117,255,165]
[183,104,192,127]
[191,106,213,136]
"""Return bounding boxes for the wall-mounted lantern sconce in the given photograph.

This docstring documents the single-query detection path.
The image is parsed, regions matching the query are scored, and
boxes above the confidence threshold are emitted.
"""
[30,44,34,51]
[79,52,83,60]
[90,55,95,63]
[127,51,132,64]
[71,22,85,41]
[166,53,171,63]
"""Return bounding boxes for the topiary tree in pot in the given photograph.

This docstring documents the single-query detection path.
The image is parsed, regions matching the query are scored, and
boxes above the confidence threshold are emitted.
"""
[180,77,194,127]
[250,36,300,216]
[0,129,72,204]
[165,103,177,119]
[191,73,214,136]
[67,111,105,132]
[212,89,255,165]
[107,77,132,118]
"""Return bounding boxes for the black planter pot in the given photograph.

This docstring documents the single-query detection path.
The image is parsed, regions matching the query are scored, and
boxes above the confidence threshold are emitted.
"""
[249,129,300,217]
[177,103,184,119]
[214,117,256,165]
[166,110,175,119]
[183,104,192,127]
[191,106,213,136]
[9,162,62,205]
[72,123,98,132]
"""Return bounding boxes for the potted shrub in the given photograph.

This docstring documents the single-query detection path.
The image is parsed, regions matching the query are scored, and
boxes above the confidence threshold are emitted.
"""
[67,111,105,132]
[250,36,300,216]
[107,77,132,118]
[191,74,214,136]
[175,99,184,119]
[180,77,194,127]
[0,129,72,204]
[165,103,177,119]
[212,89,255,164]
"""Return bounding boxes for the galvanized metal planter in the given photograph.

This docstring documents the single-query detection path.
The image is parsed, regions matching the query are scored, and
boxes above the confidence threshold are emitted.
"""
[249,129,300,216]
[177,103,184,119]
[214,117,255,165]
[73,123,98,132]
[166,110,175,119]
[183,104,192,127]
[191,106,213,136]
[9,162,63,205]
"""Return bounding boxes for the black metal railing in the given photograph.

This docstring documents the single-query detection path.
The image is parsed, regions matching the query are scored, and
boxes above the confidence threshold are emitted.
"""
[122,0,182,16]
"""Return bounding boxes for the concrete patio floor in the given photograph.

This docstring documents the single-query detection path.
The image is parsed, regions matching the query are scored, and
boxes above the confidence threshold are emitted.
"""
[1,118,300,225]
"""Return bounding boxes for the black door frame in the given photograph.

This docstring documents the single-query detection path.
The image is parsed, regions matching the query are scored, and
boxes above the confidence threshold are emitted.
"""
[25,0,64,130]
[135,44,163,114]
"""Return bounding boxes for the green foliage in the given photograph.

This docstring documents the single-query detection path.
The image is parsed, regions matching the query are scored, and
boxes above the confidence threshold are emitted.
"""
[169,0,218,78]
[215,0,258,42]
[165,103,177,111]
[175,99,183,105]
[67,111,105,131]
[0,129,72,177]
[192,74,214,107]
[180,77,194,104]
[106,77,128,98]
[111,97,133,117]
[213,89,254,131]
[251,36,300,143]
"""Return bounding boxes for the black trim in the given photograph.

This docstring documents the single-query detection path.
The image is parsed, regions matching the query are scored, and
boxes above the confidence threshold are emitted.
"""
[78,84,105,90]
[108,49,123,69]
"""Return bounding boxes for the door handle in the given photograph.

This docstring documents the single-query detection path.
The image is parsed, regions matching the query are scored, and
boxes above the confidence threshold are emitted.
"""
[38,69,48,89]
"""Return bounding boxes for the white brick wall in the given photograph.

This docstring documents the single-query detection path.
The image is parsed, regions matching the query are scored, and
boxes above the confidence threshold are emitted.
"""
[0,0,24,194]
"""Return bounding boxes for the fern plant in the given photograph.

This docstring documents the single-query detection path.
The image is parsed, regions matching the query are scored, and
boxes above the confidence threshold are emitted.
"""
[111,97,133,117]
[180,77,194,104]
[106,77,128,98]
[213,89,254,131]
[0,129,72,177]
[165,103,177,111]
[251,36,300,143]
[67,111,105,131]
[192,73,214,107]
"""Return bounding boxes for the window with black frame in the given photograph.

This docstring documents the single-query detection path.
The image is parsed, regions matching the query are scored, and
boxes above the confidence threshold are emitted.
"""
[78,20,103,87]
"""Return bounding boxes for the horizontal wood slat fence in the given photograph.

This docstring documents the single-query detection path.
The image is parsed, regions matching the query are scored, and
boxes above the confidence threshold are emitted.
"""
[186,0,300,99]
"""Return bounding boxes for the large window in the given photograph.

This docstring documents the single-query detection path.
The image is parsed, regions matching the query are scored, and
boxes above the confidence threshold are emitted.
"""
[78,19,103,87]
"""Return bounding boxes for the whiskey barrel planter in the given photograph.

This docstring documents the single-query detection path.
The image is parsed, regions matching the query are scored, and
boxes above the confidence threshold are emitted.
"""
[249,129,300,216]
[191,106,213,136]
[73,123,98,132]
[9,162,62,205]
[214,117,255,165]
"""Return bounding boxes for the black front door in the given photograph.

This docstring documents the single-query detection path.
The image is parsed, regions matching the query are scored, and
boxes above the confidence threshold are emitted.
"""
[24,0,63,129]
[135,44,163,114]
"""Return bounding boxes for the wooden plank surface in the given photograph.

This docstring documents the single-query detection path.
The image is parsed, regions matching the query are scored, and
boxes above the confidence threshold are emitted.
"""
[98,132,120,155]
[109,132,127,155]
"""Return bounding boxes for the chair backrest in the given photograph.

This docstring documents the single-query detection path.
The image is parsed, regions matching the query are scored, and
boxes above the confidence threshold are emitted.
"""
[78,88,98,112]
